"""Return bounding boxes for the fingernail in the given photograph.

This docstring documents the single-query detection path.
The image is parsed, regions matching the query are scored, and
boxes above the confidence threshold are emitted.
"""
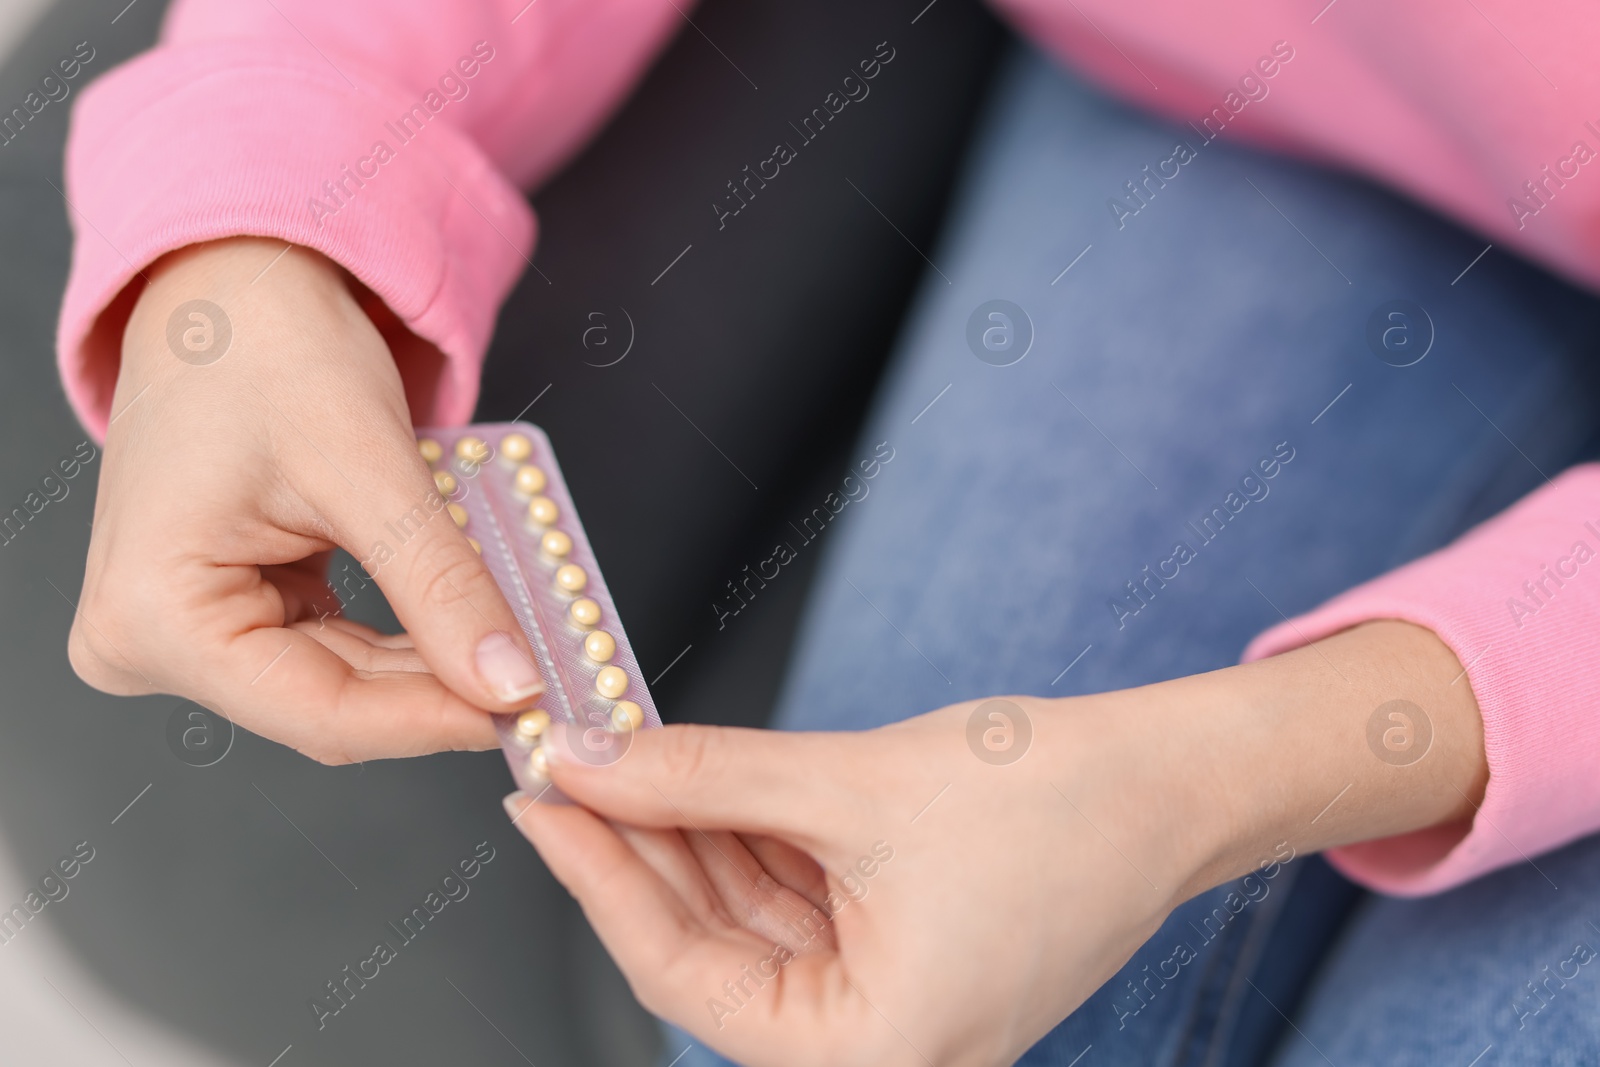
[476,632,544,704]
[502,790,529,821]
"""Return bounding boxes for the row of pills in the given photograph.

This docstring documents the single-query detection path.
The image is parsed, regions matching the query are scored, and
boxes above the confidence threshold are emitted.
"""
[417,430,644,741]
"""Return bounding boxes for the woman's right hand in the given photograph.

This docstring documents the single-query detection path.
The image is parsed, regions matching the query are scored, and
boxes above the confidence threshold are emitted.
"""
[507,621,1484,1067]
[68,236,542,764]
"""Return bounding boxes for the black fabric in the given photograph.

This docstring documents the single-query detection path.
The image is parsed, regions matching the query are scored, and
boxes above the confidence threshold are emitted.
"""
[482,1,1007,729]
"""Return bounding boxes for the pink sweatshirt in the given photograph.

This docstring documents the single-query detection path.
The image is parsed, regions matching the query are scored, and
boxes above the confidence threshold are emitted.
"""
[58,0,1600,896]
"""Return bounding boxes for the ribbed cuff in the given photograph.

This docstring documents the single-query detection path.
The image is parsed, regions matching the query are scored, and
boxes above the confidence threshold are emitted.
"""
[58,39,532,438]
[1244,465,1600,896]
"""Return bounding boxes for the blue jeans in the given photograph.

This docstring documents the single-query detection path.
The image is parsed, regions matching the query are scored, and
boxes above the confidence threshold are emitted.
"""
[669,43,1600,1067]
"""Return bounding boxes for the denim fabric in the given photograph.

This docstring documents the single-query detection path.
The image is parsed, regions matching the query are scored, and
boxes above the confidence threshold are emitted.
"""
[667,42,1600,1067]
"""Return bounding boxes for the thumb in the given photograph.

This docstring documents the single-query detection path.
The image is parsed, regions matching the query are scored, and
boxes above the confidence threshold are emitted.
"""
[543,722,847,839]
[336,458,544,712]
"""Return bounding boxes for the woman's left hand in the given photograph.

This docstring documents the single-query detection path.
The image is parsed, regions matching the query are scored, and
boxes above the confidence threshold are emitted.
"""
[504,621,1486,1067]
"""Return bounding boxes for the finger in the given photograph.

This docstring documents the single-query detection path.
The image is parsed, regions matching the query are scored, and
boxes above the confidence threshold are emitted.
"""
[204,624,499,762]
[293,619,429,673]
[543,722,850,841]
[613,824,746,929]
[322,440,544,713]
[681,830,837,955]
[504,794,853,1062]
[308,616,417,649]
[738,834,832,915]
[505,794,728,985]
[609,825,836,959]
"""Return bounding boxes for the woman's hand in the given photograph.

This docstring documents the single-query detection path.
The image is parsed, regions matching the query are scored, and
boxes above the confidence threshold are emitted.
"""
[506,620,1486,1067]
[68,237,543,763]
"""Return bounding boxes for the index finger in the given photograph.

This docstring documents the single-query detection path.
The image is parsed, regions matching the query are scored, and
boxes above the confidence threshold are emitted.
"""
[543,722,853,843]
[203,624,498,762]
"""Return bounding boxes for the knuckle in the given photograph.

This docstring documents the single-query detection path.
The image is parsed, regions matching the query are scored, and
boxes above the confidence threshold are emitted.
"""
[65,624,104,686]
[66,610,142,694]
[304,680,370,767]
[410,539,494,614]
[659,723,719,783]
[623,972,671,1020]
[300,716,359,768]
[304,743,357,767]
[645,950,705,1018]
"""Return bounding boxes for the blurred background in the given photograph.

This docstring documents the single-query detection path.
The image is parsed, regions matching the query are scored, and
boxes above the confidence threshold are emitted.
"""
[0,0,1004,1063]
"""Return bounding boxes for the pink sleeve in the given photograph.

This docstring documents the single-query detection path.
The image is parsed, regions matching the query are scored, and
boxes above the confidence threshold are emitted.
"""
[64,0,1600,894]
[58,0,683,436]
[1242,467,1600,896]
[978,1,1600,894]
[994,0,1600,295]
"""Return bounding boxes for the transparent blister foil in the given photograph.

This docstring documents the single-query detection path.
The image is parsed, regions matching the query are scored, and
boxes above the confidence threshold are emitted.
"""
[415,422,661,802]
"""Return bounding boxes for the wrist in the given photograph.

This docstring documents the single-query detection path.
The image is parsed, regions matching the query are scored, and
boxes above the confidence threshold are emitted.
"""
[1164,620,1487,899]
[123,239,351,375]
[125,237,446,422]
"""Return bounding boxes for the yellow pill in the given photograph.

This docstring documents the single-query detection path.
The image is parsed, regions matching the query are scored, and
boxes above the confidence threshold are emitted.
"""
[455,436,490,465]
[513,465,547,496]
[467,537,481,554]
[569,598,601,628]
[514,708,551,742]
[595,665,629,700]
[434,470,458,496]
[448,502,469,528]
[500,432,532,463]
[611,701,643,732]
[528,746,549,778]
[528,496,558,526]
[555,563,587,594]
[417,438,443,464]
[584,630,616,664]
[541,530,572,558]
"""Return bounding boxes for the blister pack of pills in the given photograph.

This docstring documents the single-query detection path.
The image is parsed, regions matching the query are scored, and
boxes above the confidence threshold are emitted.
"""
[416,422,661,801]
